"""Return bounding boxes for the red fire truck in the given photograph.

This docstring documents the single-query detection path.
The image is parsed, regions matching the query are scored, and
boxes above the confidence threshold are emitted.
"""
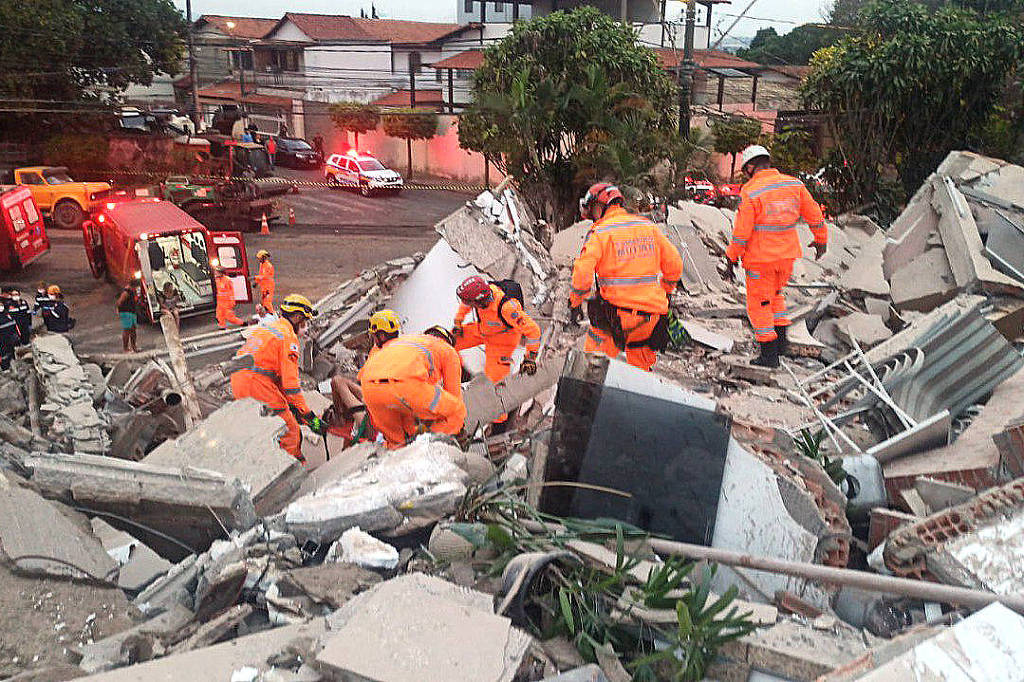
[0,186,50,271]
[82,197,251,322]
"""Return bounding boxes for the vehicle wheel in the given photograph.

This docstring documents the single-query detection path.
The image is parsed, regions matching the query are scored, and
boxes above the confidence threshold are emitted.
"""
[52,199,84,230]
[360,183,371,197]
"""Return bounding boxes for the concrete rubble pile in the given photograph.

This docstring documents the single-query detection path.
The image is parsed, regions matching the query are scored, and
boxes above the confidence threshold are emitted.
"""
[3,158,1024,682]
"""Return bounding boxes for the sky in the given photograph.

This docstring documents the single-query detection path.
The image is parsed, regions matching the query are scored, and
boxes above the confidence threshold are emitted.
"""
[172,0,834,37]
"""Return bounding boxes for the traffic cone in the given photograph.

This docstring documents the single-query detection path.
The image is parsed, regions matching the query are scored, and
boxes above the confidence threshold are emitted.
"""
[260,213,270,235]
[288,207,295,227]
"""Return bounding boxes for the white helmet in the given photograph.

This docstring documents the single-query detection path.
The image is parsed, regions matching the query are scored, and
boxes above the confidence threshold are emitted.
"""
[739,144,771,169]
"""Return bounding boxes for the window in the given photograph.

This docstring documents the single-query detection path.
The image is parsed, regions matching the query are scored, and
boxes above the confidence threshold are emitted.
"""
[357,159,385,172]
[494,2,504,10]
[435,68,442,82]
[21,199,38,224]
[20,173,43,185]
[8,206,25,232]
[231,51,253,70]
[409,51,422,74]
[217,245,240,269]
[43,170,73,184]
[465,0,474,12]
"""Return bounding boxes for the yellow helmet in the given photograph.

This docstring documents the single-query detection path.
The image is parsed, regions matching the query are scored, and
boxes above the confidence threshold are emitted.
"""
[256,249,270,260]
[368,309,401,335]
[279,293,317,319]
[47,285,61,296]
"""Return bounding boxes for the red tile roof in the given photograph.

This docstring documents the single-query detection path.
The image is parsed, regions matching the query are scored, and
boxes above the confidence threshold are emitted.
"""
[431,50,485,70]
[196,82,294,109]
[276,13,471,45]
[655,48,761,71]
[197,15,277,40]
[372,89,445,108]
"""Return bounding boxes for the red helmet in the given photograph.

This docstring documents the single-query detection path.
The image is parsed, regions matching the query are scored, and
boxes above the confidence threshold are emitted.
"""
[580,183,624,219]
[457,275,493,305]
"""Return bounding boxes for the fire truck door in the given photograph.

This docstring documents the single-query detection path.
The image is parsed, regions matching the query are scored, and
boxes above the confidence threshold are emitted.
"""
[208,231,252,303]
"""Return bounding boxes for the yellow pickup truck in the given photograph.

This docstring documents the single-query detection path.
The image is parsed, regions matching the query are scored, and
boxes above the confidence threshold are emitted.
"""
[13,166,111,230]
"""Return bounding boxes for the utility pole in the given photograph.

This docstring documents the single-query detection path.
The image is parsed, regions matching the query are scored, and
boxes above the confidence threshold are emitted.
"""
[185,0,201,128]
[678,0,696,138]
[620,0,628,23]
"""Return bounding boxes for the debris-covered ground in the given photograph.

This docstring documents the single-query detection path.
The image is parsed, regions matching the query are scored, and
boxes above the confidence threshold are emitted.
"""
[1,150,1023,681]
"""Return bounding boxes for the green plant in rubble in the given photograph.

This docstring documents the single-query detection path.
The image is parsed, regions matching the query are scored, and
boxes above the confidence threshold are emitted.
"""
[460,492,758,680]
[795,428,847,485]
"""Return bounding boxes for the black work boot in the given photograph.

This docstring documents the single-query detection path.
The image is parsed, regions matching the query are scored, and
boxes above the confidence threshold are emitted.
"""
[751,338,780,368]
[775,325,789,356]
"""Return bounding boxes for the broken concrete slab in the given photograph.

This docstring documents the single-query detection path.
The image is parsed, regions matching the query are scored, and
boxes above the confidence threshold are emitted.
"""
[551,220,592,267]
[913,477,975,512]
[680,319,735,353]
[283,438,469,544]
[91,518,172,593]
[863,297,892,323]
[0,474,117,580]
[974,160,1024,206]
[836,312,892,348]
[74,604,195,674]
[463,356,564,432]
[933,175,1024,296]
[326,526,399,570]
[25,451,257,555]
[318,573,531,682]
[840,231,889,297]
[883,179,938,279]
[718,617,871,681]
[889,248,957,312]
[81,619,328,681]
[144,399,305,516]
[32,334,110,454]
[668,202,734,251]
[542,665,608,682]
[785,319,827,358]
[865,411,951,464]
[853,603,1024,681]
[166,603,253,655]
[662,222,729,293]
[275,562,381,611]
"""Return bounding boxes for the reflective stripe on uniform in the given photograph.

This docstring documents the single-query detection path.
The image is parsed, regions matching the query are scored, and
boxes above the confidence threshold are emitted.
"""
[283,387,301,395]
[587,328,604,344]
[596,274,660,287]
[570,285,590,295]
[593,219,651,234]
[428,385,442,411]
[746,270,761,280]
[390,340,435,375]
[748,180,803,198]
[734,238,747,245]
[754,223,797,233]
[252,367,280,380]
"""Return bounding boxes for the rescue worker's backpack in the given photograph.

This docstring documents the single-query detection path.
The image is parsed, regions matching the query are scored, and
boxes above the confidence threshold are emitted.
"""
[490,279,524,329]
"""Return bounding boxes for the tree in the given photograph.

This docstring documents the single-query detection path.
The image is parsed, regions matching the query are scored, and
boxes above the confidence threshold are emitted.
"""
[803,0,1024,219]
[381,109,439,178]
[330,102,381,148]
[767,129,819,176]
[459,7,678,230]
[0,0,186,137]
[710,116,762,180]
[737,24,843,65]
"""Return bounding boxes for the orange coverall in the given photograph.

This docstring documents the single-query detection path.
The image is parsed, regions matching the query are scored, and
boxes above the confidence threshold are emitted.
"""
[570,206,683,371]
[255,260,275,313]
[215,273,244,328]
[726,168,826,343]
[230,318,310,460]
[453,283,541,385]
[359,333,466,448]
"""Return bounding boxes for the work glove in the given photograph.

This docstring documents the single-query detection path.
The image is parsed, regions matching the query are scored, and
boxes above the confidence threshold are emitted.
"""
[520,353,538,376]
[568,302,583,327]
[299,410,327,436]
[809,241,827,260]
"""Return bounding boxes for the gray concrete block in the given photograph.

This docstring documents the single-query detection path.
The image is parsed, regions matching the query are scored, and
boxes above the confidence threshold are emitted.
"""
[0,475,117,581]
[144,399,306,516]
[90,518,172,593]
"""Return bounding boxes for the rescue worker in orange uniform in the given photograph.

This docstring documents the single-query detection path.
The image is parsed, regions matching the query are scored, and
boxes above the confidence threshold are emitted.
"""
[214,266,245,328]
[231,294,321,462]
[570,183,684,371]
[254,250,275,315]
[453,276,542,381]
[328,309,402,428]
[726,145,827,368]
[359,325,466,449]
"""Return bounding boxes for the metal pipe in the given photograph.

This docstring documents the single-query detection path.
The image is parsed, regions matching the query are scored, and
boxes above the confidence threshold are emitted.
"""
[646,537,1024,617]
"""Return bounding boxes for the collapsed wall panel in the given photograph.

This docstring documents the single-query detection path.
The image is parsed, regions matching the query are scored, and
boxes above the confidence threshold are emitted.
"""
[32,334,110,454]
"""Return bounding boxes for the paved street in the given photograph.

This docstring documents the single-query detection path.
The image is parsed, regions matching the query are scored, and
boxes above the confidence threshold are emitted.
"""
[1,183,468,356]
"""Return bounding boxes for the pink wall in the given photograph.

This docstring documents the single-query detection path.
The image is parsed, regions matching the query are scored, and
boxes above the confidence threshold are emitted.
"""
[322,114,504,185]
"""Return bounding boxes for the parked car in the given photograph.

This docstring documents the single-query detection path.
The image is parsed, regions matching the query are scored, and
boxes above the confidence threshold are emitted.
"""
[715,182,742,209]
[323,150,403,197]
[13,166,111,230]
[274,137,322,169]
[683,174,718,205]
